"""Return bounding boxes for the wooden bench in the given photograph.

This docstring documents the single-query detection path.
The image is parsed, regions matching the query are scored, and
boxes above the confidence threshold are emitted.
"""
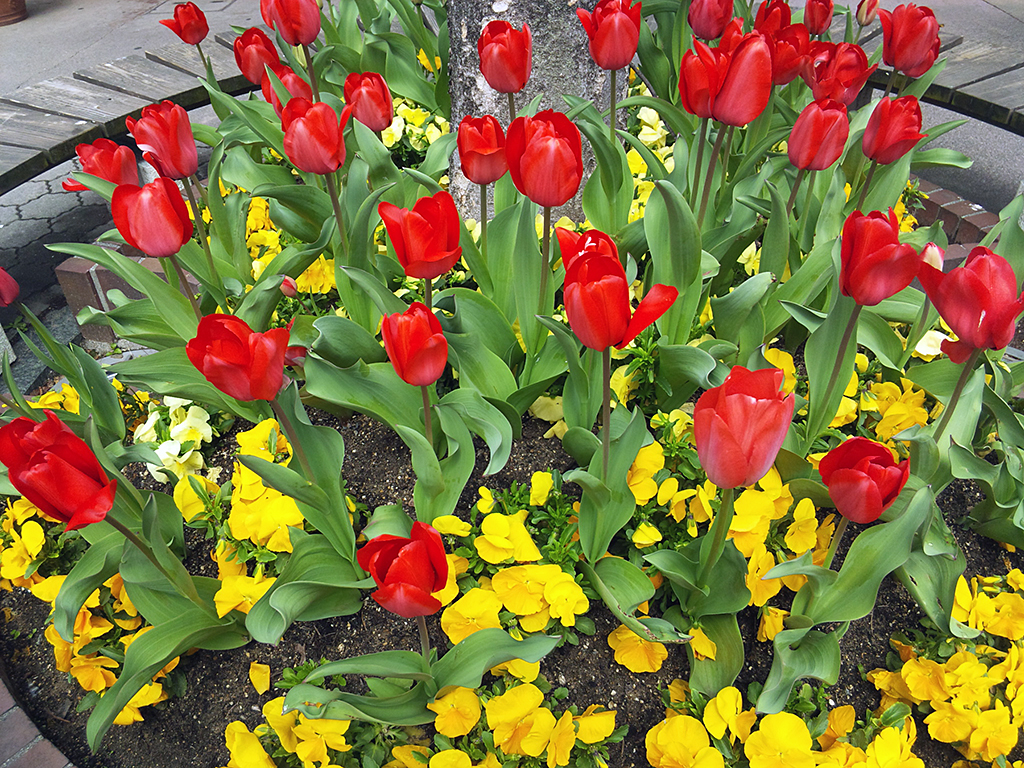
[0,31,255,198]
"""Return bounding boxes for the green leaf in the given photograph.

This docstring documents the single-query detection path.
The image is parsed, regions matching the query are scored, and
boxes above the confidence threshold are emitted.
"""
[646,180,701,344]
[303,651,432,683]
[857,309,905,370]
[255,183,334,244]
[311,315,388,367]
[688,614,745,697]
[284,682,432,725]
[648,539,750,618]
[238,454,332,511]
[304,355,423,431]
[803,295,859,449]
[756,629,841,714]
[53,530,123,641]
[440,389,513,475]
[431,629,560,690]
[247,530,368,644]
[759,182,790,281]
[407,404,476,522]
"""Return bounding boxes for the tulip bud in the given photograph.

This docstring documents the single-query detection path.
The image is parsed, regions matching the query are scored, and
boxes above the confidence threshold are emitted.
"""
[457,115,508,186]
[788,99,849,171]
[0,268,19,307]
[856,0,879,26]
[63,138,139,192]
[160,2,208,45]
[920,242,943,271]
[126,101,198,180]
[819,437,909,524]
[381,303,449,387]
[770,24,811,85]
[357,522,449,618]
[260,0,321,47]
[754,0,792,36]
[863,96,926,165]
[112,178,194,258]
[688,0,733,41]
[186,314,290,401]
[478,20,532,94]
[506,110,584,208]
[803,41,876,105]
[878,3,940,78]
[280,276,298,297]
[711,32,773,127]
[234,27,279,85]
[840,209,922,306]
[576,0,643,71]
[678,39,726,119]
[343,72,394,133]
[804,0,834,35]
[281,99,350,175]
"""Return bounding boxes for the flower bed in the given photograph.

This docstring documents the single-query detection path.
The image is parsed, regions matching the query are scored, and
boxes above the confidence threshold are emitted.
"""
[4,0,1024,766]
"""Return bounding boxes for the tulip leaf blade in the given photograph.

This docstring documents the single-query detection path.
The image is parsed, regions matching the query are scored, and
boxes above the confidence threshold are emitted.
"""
[431,628,560,691]
[312,315,388,368]
[52,529,123,642]
[302,650,432,684]
[645,180,702,344]
[856,309,905,370]
[246,530,367,644]
[759,182,789,282]
[896,540,968,637]
[687,614,746,698]
[304,355,423,432]
[440,388,514,476]
[756,628,840,714]
[284,682,433,725]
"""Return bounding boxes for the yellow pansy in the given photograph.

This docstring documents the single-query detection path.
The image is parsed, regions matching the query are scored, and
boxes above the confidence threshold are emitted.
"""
[214,570,275,617]
[925,701,976,745]
[646,716,724,768]
[263,697,301,751]
[0,520,45,581]
[429,750,472,768]
[249,662,271,694]
[237,419,291,463]
[764,348,797,395]
[737,242,761,276]
[474,510,541,563]
[433,553,469,607]
[651,408,693,441]
[45,624,73,672]
[828,396,858,428]
[703,686,756,744]
[607,623,667,673]
[818,704,856,750]
[757,606,788,642]
[744,712,816,768]
[476,486,496,514]
[785,499,818,555]
[483,683,545,755]
[610,365,637,406]
[297,255,336,294]
[689,626,717,661]
[985,591,1024,640]
[627,442,665,505]
[530,471,554,506]
[224,721,277,768]
[113,682,167,725]
[174,475,219,523]
[900,657,950,703]
[441,588,502,644]
[546,711,576,768]
[71,653,119,692]
[574,705,616,744]
[293,713,352,765]
[427,687,481,738]
[864,726,924,768]
[544,570,589,627]
[632,522,663,548]
[390,745,432,768]
[729,489,774,558]
[433,515,472,537]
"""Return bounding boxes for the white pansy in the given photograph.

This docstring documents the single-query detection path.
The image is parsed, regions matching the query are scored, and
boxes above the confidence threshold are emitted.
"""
[147,440,205,484]
[132,411,161,445]
[169,405,213,445]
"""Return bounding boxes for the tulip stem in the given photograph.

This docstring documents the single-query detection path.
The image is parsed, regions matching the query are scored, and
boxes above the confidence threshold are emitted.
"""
[695,485,735,592]
[609,68,617,142]
[421,385,434,448]
[799,170,818,241]
[931,348,982,446]
[270,397,316,480]
[324,173,349,259]
[195,43,211,81]
[183,178,219,292]
[166,254,203,321]
[823,515,849,569]
[805,303,862,452]
[602,347,611,479]
[855,159,878,210]
[691,118,708,210]
[697,124,727,228]
[787,169,806,216]
[417,614,431,662]
[424,277,433,312]
[881,67,898,100]
[302,43,320,102]
[480,183,489,259]
[538,206,553,318]
[508,92,516,123]
[899,296,934,368]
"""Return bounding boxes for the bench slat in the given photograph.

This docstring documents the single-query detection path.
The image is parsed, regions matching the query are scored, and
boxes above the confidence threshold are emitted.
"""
[959,65,1024,112]
[0,77,149,137]
[145,41,251,95]
[73,55,207,109]
[0,145,49,194]
[931,41,1024,91]
[0,105,101,155]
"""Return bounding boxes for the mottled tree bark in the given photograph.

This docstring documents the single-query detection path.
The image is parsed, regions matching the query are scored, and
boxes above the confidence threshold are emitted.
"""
[446,0,616,221]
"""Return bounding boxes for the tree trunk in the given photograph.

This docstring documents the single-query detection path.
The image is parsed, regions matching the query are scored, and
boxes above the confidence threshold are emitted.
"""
[446,0,614,221]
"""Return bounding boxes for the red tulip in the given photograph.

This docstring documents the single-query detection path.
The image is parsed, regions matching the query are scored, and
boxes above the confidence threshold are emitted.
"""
[678,39,728,119]
[457,115,508,185]
[688,0,734,41]
[343,72,394,133]
[159,2,208,45]
[381,302,449,387]
[768,23,811,85]
[262,64,313,118]
[559,228,618,271]
[819,437,909,524]
[506,110,583,208]
[788,98,849,171]
[260,0,320,47]
[803,41,876,105]
[839,209,921,306]
[126,101,198,180]
[576,0,643,71]
[754,0,792,36]
[111,178,193,258]
[233,28,279,84]
[478,20,532,94]
[718,17,745,52]
[693,365,795,489]
[863,96,926,165]
[62,138,139,192]
[711,32,773,127]
[856,0,879,26]
[0,410,117,531]
[378,191,463,280]
[357,522,448,618]
[186,314,290,401]
[879,3,940,78]
[563,240,678,351]
[804,0,834,35]
[282,99,351,175]
[0,268,19,307]
[918,247,1024,364]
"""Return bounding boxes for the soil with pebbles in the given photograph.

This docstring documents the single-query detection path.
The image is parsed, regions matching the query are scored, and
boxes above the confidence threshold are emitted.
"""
[1,412,1021,767]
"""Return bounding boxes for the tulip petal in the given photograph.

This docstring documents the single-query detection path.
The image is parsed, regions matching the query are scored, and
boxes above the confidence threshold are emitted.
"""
[619,283,679,348]
[825,467,885,524]
[373,582,443,618]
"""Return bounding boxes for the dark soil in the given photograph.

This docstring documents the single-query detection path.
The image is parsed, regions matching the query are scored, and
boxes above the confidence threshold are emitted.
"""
[1,413,1020,768]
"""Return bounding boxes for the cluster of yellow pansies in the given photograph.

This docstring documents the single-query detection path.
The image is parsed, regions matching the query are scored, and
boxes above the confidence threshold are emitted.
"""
[649,685,926,768]
[868,570,1024,763]
[381,97,450,152]
[220,697,351,768]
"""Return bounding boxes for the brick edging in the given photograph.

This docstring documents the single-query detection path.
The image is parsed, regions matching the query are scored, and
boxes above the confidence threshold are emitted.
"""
[912,174,1001,264]
[0,673,74,768]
